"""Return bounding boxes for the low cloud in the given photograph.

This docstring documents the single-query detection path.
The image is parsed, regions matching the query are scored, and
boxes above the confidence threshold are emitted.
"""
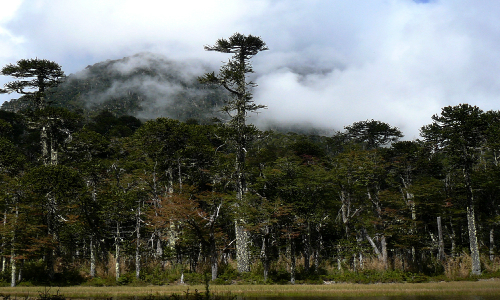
[2,0,500,139]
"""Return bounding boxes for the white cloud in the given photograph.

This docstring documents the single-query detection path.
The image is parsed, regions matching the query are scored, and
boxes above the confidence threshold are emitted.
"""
[2,0,500,139]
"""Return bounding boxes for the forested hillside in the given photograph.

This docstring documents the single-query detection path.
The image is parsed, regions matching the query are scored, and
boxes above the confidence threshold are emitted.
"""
[0,53,228,123]
[0,45,499,286]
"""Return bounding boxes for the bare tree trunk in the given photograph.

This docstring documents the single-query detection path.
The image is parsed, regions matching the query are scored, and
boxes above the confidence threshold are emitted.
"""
[356,231,364,270]
[446,218,456,256]
[115,223,121,281]
[465,168,481,275]
[467,205,481,275]
[156,239,163,259]
[41,126,49,165]
[235,221,250,273]
[135,230,141,279]
[210,235,218,281]
[437,216,445,261]
[135,204,141,279]
[303,222,311,272]
[314,223,323,272]
[90,237,96,278]
[17,260,23,282]
[10,205,18,287]
[50,135,58,165]
[261,225,270,282]
[1,210,6,273]
[490,227,495,261]
[10,251,16,287]
[381,235,387,269]
[363,229,382,260]
[290,236,296,285]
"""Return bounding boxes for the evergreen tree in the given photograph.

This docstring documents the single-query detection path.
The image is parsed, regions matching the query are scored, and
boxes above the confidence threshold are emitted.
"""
[1,59,65,111]
[421,104,487,275]
[199,33,268,272]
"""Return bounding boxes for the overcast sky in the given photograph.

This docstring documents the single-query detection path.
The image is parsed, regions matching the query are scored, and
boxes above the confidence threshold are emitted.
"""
[1,0,500,139]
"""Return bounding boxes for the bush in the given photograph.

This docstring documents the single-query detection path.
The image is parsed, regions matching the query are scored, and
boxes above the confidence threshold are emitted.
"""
[82,276,117,286]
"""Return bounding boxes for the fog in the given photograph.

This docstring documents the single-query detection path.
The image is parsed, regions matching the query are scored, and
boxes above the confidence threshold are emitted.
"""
[2,0,500,139]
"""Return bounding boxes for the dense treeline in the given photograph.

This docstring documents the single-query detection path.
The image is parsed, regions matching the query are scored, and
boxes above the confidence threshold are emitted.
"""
[0,35,499,286]
[0,103,499,286]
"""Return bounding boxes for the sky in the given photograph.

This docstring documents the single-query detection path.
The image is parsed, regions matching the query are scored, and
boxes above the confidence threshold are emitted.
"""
[1,0,500,139]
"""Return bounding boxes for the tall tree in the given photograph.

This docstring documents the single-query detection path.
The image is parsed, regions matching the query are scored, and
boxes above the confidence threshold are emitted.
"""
[344,120,403,150]
[199,33,268,273]
[421,104,487,275]
[0,59,64,111]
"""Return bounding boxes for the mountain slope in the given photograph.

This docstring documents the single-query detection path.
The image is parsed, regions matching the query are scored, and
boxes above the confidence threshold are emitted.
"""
[1,53,228,122]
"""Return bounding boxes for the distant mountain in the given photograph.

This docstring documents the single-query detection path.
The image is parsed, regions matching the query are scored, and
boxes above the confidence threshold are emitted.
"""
[1,53,228,122]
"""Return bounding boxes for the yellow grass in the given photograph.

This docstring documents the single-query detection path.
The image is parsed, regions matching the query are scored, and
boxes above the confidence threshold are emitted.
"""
[0,280,499,298]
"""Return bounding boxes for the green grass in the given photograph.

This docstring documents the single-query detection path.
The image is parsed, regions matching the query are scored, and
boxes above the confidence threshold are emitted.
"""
[0,280,499,298]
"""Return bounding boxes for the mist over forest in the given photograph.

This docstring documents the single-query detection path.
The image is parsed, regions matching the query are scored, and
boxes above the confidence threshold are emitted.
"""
[0,43,499,287]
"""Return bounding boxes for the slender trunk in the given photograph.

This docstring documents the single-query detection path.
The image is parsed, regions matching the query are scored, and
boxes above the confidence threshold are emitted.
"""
[135,204,141,279]
[41,125,49,165]
[210,235,218,281]
[352,254,357,272]
[10,252,16,287]
[381,235,387,269]
[363,228,382,260]
[356,231,363,270]
[2,210,6,273]
[115,223,121,281]
[10,205,18,287]
[17,259,23,282]
[156,238,163,259]
[234,87,251,273]
[90,237,96,277]
[235,221,250,273]
[465,167,481,275]
[50,135,58,165]
[261,225,269,282]
[437,216,445,261]
[340,190,351,238]
[303,223,311,272]
[446,219,456,256]
[178,158,182,192]
[467,205,481,275]
[167,167,174,195]
[290,235,296,285]
[490,227,495,261]
[46,198,55,281]
[314,223,323,272]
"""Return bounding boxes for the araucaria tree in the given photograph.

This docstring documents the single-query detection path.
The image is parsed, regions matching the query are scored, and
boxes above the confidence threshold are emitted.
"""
[199,33,268,272]
[1,59,67,165]
[421,104,487,275]
[0,59,65,111]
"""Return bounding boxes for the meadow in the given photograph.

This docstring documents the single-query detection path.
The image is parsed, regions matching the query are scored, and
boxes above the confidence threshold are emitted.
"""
[0,280,499,299]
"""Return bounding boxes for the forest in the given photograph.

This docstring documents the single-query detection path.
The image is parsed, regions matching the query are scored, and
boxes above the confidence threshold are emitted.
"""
[0,34,499,287]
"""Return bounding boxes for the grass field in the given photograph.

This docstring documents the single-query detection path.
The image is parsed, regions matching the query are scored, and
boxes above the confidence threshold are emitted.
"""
[0,280,499,298]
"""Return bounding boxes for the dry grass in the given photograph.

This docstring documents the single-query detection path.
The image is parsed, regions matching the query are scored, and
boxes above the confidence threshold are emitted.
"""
[483,256,500,273]
[360,256,386,271]
[0,280,499,298]
[444,254,472,280]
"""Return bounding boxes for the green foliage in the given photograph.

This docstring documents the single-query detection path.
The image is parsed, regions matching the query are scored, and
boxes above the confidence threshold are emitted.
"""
[0,137,25,175]
[86,110,141,138]
[326,269,429,284]
[1,58,65,110]
[344,119,403,150]
[1,54,228,122]
[1,58,500,285]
